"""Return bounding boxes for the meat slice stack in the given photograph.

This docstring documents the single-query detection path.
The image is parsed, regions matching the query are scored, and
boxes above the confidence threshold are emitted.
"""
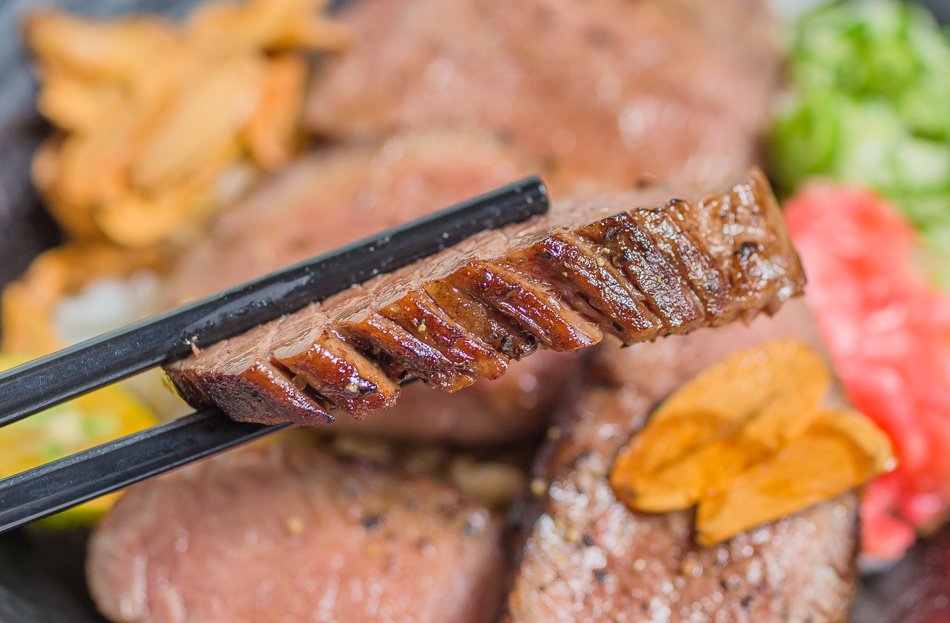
[505,301,859,623]
[165,169,804,426]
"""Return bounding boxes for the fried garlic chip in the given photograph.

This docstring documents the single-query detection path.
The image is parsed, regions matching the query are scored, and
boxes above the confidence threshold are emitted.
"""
[610,340,895,544]
[697,408,895,545]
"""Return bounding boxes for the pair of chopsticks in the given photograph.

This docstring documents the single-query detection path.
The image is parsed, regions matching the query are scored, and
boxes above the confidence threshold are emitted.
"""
[0,177,549,533]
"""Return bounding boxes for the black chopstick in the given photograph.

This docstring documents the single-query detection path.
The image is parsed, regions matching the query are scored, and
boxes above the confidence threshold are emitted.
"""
[0,176,548,427]
[0,408,284,532]
[0,177,549,533]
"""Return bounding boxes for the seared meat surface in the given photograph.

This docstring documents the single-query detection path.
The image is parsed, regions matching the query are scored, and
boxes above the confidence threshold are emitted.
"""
[165,170,804,426]
[87,442,505,623]
[306,0,780,192]
[165,129,576,444]
[506,301,859,622]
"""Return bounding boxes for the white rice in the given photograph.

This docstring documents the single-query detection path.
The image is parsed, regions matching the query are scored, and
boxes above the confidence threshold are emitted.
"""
[52,271,192,419]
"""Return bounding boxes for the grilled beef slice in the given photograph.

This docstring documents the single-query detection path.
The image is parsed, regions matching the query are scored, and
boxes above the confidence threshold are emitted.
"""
[505,300,859,623]
[165,169,804,426]
[87,442,505,623]
[305,0,780,192]
[165,129,578,444]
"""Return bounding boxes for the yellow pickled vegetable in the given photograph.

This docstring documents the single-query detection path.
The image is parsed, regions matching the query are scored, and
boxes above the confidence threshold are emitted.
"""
[0,354,159,527]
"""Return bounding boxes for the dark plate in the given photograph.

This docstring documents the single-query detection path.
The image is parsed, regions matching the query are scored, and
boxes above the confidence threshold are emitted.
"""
[0,1,946,621]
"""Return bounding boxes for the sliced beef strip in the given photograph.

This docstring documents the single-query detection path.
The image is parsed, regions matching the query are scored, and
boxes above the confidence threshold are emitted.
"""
[164,129,581,443]
[165,169,805,426]
[305,0,780,192]
[505,300,859,623]
[87,441,506,623]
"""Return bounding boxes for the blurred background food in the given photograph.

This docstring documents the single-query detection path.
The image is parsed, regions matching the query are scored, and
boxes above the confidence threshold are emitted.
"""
[770,0,950,565]
[27,0,346,250]
[785,184,950,561]
[771,1,950,284]
[0,354,158,526]
[0,0,948,620]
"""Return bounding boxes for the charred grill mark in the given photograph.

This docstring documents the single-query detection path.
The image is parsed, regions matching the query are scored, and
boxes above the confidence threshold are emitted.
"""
[667,174,802,311]
[379,290,509,379]
[579,213,705,332]
[450,260,602,351]
[630,207,733,320]
[338,314,476,391]
[276,332,398,419]
[423,281,536,359]
[514,229,661,342]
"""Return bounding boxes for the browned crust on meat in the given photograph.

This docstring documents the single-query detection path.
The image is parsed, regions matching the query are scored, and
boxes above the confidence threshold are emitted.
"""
[165,169,804,425]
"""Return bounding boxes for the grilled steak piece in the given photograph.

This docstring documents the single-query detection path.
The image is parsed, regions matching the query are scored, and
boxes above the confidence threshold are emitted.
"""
[165,130,579,444]
[506,300,859,623]
[87,441,506,623]
[165,169,804,426]
[305,0,780,192]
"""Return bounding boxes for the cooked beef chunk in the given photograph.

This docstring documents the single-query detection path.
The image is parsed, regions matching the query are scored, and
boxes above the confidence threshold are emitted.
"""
[87,442,506,623]
[165,170,804,426]
[305,0,780,192]
[505,301,859,623]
